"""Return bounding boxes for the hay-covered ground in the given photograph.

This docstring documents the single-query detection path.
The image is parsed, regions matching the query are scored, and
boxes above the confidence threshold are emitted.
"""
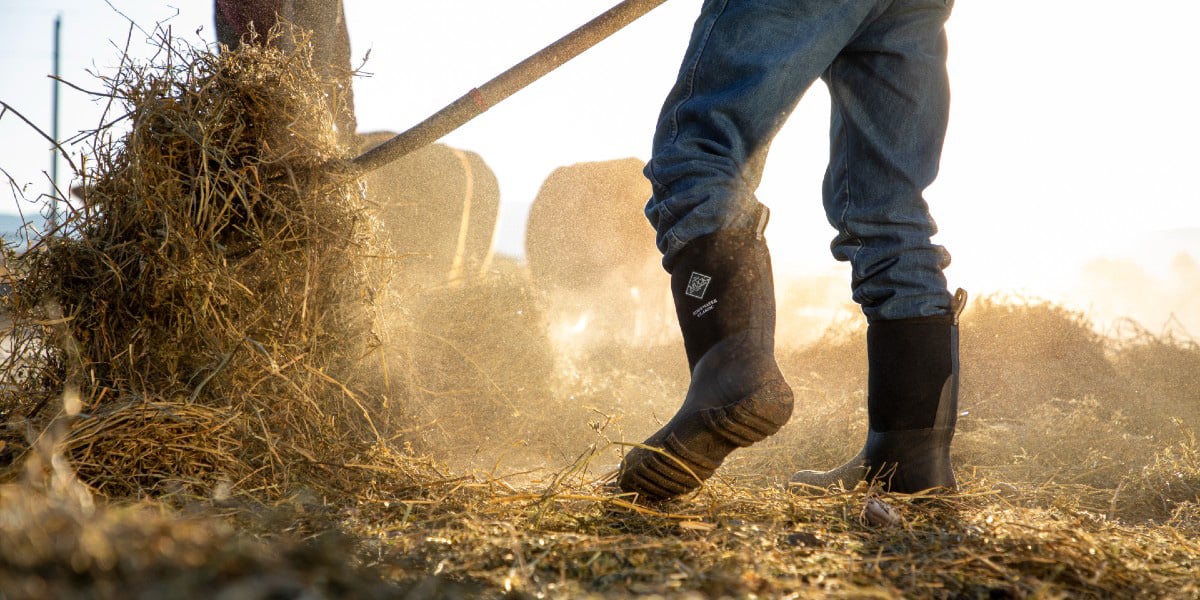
[2,301,1198,599]
[1,28,1197,600]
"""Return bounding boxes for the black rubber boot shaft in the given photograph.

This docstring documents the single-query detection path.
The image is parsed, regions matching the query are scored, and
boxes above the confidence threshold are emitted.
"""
[789,290,964,494]
[867,314,956,431]
[618,230,794,501]
[670,229,773,372]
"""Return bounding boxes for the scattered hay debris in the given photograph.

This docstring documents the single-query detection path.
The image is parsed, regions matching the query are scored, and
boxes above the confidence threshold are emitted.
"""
[356,475,1200,598]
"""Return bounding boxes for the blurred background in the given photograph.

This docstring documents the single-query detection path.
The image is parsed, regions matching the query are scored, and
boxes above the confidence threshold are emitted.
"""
[2,0,1198,337]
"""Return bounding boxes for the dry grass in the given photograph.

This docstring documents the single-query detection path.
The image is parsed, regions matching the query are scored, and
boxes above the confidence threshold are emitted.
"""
[0,25,1197,600]
[355,476,1200,598]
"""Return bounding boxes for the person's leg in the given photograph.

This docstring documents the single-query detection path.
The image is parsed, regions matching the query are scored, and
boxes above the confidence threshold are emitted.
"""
[214,1,238,49]
[642,0,878,270]
[821,0,954,321]
[617,221,794,500]
[328,0,357,145]
[790,0,961,494]
[789,291,964,493]
[291,0,357,145]
[214,0,282,49]
[619,0,878,501]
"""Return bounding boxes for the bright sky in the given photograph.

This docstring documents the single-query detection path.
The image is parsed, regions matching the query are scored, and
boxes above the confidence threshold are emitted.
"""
[2,1,1199,330]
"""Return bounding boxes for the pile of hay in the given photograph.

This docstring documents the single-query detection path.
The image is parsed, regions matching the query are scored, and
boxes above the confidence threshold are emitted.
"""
[0,29,423,500]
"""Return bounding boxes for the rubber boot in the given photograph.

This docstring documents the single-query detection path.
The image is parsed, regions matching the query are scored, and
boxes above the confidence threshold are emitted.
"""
[617,228,794,501]
[788,289,966,494]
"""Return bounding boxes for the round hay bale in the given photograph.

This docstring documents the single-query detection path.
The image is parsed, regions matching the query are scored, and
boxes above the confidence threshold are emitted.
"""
[357,132,500,288]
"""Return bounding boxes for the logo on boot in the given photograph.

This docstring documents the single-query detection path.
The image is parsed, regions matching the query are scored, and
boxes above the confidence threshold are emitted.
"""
[685,272,712,299]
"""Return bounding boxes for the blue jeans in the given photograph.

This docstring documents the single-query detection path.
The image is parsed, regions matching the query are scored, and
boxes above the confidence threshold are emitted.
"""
[644,0,955,322]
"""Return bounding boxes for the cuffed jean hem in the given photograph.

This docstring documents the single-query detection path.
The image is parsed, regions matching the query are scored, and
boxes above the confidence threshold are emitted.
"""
[645,186,766,272]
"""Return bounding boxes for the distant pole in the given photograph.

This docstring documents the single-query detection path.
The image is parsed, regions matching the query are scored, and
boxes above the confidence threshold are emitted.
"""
[50,14,62,229]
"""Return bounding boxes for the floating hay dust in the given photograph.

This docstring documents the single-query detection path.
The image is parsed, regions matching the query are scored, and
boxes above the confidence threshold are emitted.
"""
[0,28,432,499]
[398,269,555,455]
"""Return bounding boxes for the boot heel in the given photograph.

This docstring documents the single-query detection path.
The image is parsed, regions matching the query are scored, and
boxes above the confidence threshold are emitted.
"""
[865,426,956,492]
[704,383,793,447]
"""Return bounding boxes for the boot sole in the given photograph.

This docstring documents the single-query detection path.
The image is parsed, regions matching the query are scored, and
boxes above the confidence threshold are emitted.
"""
[619,386,793,500]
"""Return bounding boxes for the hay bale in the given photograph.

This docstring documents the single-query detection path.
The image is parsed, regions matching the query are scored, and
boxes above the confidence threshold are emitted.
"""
[0,28,424,499]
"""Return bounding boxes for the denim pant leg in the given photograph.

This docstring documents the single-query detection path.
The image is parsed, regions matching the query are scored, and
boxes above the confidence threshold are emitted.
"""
[643,0,877,271]
[822,0,955,322]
